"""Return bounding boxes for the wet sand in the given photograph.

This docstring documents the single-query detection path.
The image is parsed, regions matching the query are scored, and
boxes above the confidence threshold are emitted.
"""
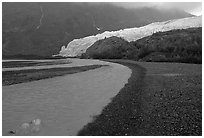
[2,59,131,136]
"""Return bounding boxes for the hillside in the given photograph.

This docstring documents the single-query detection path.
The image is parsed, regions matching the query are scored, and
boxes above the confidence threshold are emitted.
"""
[3,2,193,58]
[133,27,202,63]
[59,16,201,57]
[83,36,137,59]
[83,27,202,64]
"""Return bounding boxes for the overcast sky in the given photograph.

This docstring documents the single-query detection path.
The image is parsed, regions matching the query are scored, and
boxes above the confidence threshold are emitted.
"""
[110,2,202,16]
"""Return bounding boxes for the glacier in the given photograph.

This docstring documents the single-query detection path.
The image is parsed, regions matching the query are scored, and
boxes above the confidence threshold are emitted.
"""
[57,16,202,57]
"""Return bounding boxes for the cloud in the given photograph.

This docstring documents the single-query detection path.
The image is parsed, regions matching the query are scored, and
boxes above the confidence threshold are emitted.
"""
[110,2,202,16]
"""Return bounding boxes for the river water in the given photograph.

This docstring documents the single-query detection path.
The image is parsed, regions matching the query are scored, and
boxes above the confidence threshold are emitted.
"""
[2,59,131,136]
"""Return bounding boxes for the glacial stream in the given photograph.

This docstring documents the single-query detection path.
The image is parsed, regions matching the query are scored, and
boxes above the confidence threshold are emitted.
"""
[2,59,131,135]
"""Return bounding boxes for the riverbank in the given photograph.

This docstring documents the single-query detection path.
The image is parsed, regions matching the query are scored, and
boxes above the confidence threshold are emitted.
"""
[78,60,202,136]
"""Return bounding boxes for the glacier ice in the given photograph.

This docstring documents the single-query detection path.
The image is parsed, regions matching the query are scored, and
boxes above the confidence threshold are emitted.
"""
[57,16,202,57]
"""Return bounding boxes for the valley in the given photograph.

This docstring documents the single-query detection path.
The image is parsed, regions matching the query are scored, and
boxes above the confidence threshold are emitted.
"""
[2,2,202,136]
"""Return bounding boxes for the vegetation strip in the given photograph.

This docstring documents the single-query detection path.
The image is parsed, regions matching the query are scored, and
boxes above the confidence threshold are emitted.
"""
[78,60,201,136]
[3,65,107,86]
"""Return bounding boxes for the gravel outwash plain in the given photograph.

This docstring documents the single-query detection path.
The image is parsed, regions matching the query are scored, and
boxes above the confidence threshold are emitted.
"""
[78,60,202,136]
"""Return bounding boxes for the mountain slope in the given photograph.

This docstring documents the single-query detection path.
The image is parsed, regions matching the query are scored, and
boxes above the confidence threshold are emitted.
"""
[59,16,202,57]
[3,2,193,57]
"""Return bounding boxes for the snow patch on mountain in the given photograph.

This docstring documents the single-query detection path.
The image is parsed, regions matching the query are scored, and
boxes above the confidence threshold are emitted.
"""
[57,16,202,57]
[36,5,44,30]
